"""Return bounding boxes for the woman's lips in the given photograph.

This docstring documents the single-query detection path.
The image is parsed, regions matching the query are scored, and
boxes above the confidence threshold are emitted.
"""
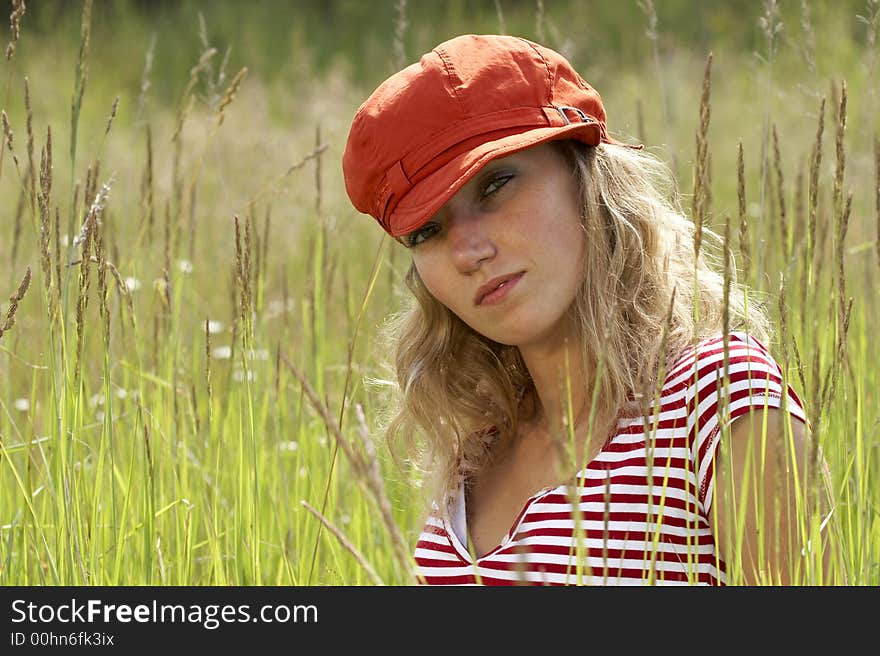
[475,272,525,306]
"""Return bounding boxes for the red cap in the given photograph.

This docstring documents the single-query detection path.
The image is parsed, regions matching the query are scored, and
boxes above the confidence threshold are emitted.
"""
[343,34,636,237]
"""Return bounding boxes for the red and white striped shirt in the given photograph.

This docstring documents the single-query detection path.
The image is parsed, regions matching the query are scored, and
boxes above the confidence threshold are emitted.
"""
[413,332,807,585]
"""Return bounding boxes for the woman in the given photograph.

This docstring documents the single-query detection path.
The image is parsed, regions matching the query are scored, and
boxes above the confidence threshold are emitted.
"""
[342,34,826,585]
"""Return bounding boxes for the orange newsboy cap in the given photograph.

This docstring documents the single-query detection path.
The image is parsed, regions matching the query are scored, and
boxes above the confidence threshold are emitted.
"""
[342,33,633,238]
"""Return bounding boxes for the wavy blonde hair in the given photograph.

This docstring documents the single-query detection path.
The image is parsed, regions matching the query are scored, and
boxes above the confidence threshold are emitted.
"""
[379,140,771,513]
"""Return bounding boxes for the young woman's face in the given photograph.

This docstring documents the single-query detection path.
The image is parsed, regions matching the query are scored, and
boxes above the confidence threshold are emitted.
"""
[405,142,587,350]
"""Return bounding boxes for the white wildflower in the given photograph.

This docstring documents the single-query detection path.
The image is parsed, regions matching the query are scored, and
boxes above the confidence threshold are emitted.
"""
[233,369,255,382]
[212,345,232,360]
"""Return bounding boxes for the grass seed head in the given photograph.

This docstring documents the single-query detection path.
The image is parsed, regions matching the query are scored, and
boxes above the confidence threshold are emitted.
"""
[6,0,25,61]
[0,266,31,339]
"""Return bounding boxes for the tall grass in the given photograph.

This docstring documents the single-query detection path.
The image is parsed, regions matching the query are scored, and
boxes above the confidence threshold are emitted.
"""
[0,1,877,586]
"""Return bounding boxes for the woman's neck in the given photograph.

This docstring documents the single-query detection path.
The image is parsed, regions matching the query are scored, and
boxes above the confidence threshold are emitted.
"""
[518,337,590,441]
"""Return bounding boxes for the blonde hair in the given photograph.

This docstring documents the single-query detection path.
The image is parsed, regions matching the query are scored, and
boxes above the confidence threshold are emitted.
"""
[379,140,771,512]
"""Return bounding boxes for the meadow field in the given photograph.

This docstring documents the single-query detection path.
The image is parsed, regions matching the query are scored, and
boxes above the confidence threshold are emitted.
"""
[0,0,877,585]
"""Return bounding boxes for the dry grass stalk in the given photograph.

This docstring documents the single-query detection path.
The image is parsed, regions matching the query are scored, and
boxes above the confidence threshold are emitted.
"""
[273,342,281,398]
[636,98,646,144]
[71,0,93,148]
[258,204,271,313]
[639,284,677,463]
[639,0,659,46]
[100,257,135,332]
[314,125,323,216]
[248,210,261,301]
[72,175,114,380]
[170,42,215,231]
[141,124,154,245]
[83,161,99,228]
[11,183,25,272]
[1,109,20,180]
[204,317,212,423]
[37,128,52,304]
[778,272,791,374]
[282,354,415,581]
[808,97,825,264]
[692,53,713,258]
[0,266,31,339]
[187,182,198,262]
[134,32,156,126]
[151,313,159,374]
[288,146,330,178]
[281,262,290,335]
[75,175,112,249]
[772,124,788,259]
[809,334,821,438]
[832,81,847,226]
[244,214,254,340]
[233,215,250,345]
[715,219,734,521]
[94,201,109,343]
[804,96,826,334]
[638,0,672,162]
[722,213,732,348]
[163,199,171,284]
[5,0,25,61]
[799,0,817,76]
[24,77,35,214]
[760,1,783,57]
[247,144,329,213]
[863,3,880,128]
[53,205,61,314]
[736,140,751,284]
[74,213,94,384]
[494,0,507,34]
[161,266,171,327]
[788,311,808,397]
[535,0,547,43]
[189,380,199,437]
[818,295,852,480]
[835,192,852,333]
[875,136,879,272]
[215,66,247,127]
[103,96,119,138]
[393,0,408,70]
[227,264,240,385]
[198,12,232,109]
[172,45,216,143]
[301,500,385,585]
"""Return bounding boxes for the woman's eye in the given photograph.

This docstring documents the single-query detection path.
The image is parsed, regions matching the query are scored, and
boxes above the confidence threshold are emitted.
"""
[481,174,513,199]
[404,222,440,248]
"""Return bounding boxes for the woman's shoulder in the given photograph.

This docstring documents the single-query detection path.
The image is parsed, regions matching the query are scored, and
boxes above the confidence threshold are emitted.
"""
[662,331,782,392]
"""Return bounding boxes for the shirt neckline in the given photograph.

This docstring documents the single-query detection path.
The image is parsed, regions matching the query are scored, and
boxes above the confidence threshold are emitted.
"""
[444,427,623,564]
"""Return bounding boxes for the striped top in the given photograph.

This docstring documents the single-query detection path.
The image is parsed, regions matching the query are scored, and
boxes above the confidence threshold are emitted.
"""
[413,332,808,586]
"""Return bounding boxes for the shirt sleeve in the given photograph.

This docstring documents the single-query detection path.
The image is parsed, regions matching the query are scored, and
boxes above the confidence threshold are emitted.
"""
[678,332,808,516]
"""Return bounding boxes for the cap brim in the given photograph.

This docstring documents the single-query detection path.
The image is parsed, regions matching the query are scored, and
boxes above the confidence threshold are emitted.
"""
[387,122,602,237]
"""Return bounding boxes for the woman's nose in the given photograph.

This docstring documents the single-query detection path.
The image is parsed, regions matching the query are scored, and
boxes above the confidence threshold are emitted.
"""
[446,210,496,273]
